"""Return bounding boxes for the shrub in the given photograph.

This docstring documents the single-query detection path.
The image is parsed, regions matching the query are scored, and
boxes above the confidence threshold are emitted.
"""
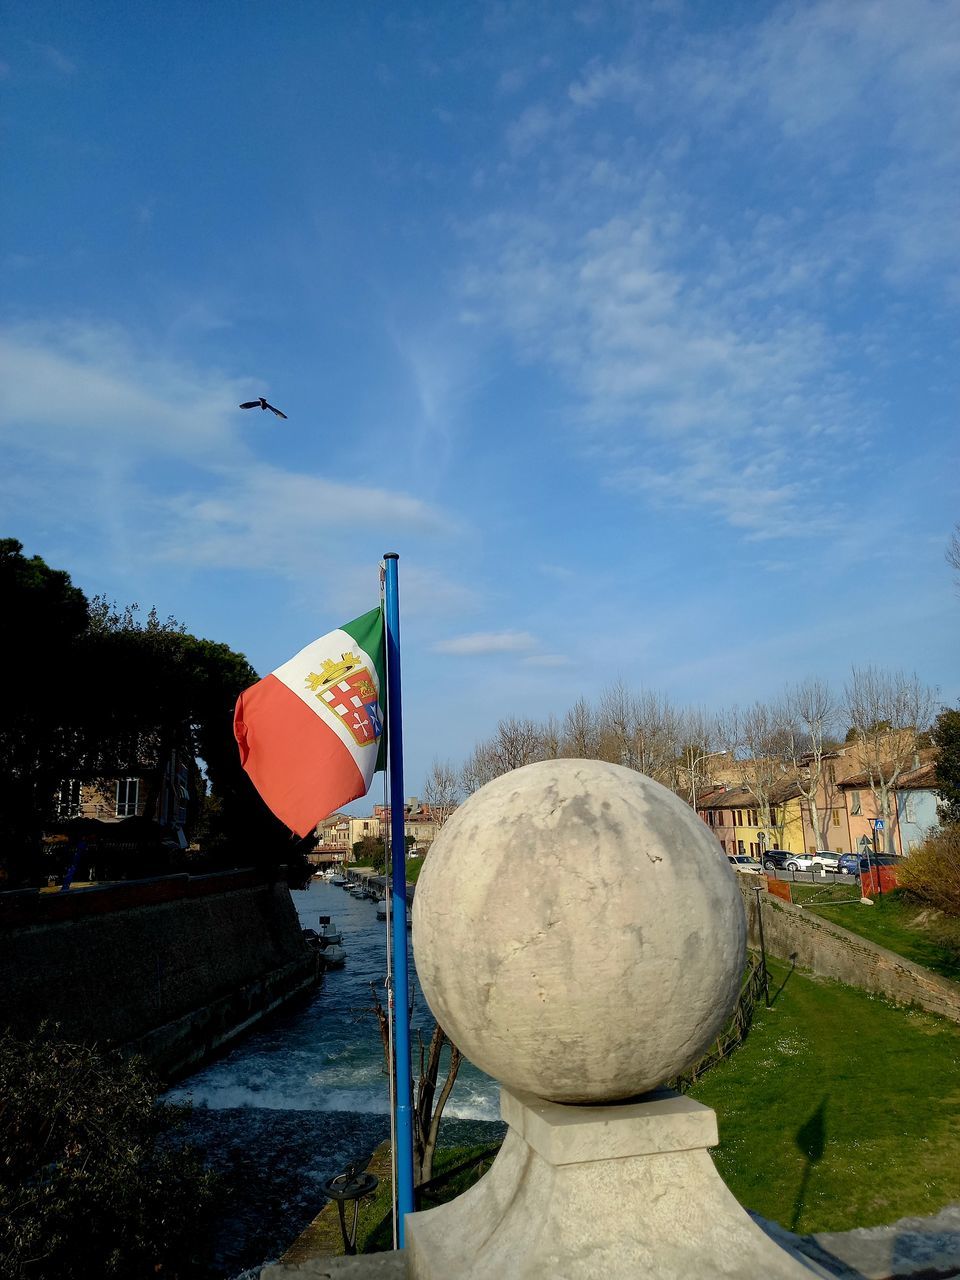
[898,824,960,918]
[0,1026,220,1279]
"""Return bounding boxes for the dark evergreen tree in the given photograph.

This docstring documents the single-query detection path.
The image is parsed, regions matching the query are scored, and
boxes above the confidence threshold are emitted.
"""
[932,706,960,827]
[0,539,90,883]
[0,540,309,886]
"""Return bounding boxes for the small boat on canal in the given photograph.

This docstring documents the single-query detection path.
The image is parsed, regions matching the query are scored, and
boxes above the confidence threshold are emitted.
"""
[320,941,346,967]
[318,916,342,945]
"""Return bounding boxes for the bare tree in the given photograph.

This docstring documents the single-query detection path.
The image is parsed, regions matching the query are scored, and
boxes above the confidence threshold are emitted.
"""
[460,741,500,796]
[423,758,461,830]
[597,679,639,768]
[844,666,938,855]
[539,713,563,760]
[782,678,840,853]
[461,716,543,794]
[413,1024,462,1185]
[366,984,461,1186]
[561,697,599,758]
[717,702,791,848]
[947,521,960,594]
[490,716,543,774]
[633,690,685,784]
[675,707,719,804]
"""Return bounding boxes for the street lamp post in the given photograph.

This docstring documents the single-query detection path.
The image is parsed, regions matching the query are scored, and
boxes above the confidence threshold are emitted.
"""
[688,749,725,818]
[752,885,771,1008]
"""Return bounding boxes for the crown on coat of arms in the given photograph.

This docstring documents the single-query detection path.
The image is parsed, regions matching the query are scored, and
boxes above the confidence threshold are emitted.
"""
[305,652,363,691]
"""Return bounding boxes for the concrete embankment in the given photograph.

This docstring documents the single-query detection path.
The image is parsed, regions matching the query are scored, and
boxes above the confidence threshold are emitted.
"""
[344,868,415,904]
[0,869,319,1079]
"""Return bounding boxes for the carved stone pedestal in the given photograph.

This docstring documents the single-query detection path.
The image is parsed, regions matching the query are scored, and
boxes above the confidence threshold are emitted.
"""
[405,1087,827,1279]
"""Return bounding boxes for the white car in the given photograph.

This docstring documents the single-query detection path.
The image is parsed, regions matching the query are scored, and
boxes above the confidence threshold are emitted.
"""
[783,851,840,872]
[727,854,763,874]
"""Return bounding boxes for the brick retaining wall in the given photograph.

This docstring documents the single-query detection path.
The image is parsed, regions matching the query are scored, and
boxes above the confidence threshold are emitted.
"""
[739,882,960,1024]
[0,871,319,1077]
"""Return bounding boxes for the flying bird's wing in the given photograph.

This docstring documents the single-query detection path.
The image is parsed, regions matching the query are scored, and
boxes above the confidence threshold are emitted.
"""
[239,401,260,409]
[265,402,288,418]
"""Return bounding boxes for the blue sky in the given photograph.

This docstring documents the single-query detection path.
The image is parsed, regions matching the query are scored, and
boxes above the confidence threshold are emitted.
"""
[1,0,958,800]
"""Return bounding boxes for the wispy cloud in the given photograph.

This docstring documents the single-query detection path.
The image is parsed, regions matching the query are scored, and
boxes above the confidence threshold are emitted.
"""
[432,630,538,655]
[0,324,458,606]
[460,0,957,539]
[521,653,571,667]
[33,42,78,75]
[462,210,859,532]
[505,103,558,155]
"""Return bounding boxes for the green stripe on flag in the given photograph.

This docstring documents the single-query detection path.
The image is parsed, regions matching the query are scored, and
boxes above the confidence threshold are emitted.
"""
[341,606,387,772]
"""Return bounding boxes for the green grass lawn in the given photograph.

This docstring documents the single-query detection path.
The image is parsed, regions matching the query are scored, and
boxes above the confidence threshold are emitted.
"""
[405,855,426,886]
[789,887,960,982]
[348,951,960,1251]
[356,1144,499,1253]
[688,956,960,1234]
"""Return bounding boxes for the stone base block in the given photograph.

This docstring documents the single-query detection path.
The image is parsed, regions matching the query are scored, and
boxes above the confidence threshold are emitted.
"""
[405,1087,827,1279]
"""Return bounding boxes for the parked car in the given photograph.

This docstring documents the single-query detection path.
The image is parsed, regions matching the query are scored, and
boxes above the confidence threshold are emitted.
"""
[838,853,870,875]
[762,849,791,871]
[783,852,841,872]
[728,854,763,874]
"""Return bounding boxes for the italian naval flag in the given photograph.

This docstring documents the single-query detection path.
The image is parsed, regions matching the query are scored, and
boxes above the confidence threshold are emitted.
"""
[234,607,386,837]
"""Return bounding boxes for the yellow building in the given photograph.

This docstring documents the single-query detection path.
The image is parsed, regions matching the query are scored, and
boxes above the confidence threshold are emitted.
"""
[775,788,806,855]
[697,787,766,859]
[698,781,812,857]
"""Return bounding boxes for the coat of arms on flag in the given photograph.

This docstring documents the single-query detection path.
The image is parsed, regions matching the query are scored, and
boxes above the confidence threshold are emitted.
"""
[233,606,386,837]
[305,654,383,746]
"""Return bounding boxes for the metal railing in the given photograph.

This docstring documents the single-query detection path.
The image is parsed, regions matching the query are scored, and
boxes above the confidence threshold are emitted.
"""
[669,953,767,1092]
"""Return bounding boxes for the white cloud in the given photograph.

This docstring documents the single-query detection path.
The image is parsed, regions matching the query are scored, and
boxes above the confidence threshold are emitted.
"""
[458,1,960,536]
[33,42,77,75]
[0,324,457,601]
[432,630,538,655]
[0,323,237,462]
[158,463,447,575]
[462,209,860,530]
[568,59,643,107]
[505,103,558,155]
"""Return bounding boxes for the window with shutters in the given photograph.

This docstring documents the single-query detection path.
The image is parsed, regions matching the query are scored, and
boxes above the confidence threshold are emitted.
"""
[116,778,140,818]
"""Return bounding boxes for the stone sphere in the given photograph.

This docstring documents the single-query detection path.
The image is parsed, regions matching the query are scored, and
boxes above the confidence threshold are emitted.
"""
[412,759,746,1103]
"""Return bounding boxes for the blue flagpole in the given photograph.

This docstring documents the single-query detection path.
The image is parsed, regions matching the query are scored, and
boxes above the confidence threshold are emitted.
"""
[383,552,416,1243]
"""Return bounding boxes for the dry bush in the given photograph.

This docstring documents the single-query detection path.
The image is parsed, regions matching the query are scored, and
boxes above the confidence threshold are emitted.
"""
[898,825,960,918]
[0,1026,220,1279]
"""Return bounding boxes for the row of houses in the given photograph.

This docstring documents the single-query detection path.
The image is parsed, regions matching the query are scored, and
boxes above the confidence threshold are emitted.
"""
[696,750,938,861]
[316,740,941,867]
[310,798,440,863]
[55,735,935,872]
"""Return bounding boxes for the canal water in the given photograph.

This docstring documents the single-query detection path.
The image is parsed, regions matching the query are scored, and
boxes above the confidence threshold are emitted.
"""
[166,880,503,1278]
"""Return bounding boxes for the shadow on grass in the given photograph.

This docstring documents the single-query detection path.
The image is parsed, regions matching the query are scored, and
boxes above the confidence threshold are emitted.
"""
[769,954,797,1007]
[790,1096,827,1232]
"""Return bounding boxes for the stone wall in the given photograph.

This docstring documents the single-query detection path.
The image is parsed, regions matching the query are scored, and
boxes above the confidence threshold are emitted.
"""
[0,870,318,1078]
[740,882,960,1023]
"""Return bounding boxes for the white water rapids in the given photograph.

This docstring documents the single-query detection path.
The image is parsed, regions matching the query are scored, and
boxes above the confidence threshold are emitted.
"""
[165,880,503,1277]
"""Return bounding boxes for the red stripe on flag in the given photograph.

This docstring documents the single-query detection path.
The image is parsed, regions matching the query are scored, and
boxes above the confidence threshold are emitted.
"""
[234,674,366,837]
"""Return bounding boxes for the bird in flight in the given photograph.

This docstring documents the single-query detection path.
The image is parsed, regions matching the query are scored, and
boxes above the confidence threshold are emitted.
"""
[240,397,288,419]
